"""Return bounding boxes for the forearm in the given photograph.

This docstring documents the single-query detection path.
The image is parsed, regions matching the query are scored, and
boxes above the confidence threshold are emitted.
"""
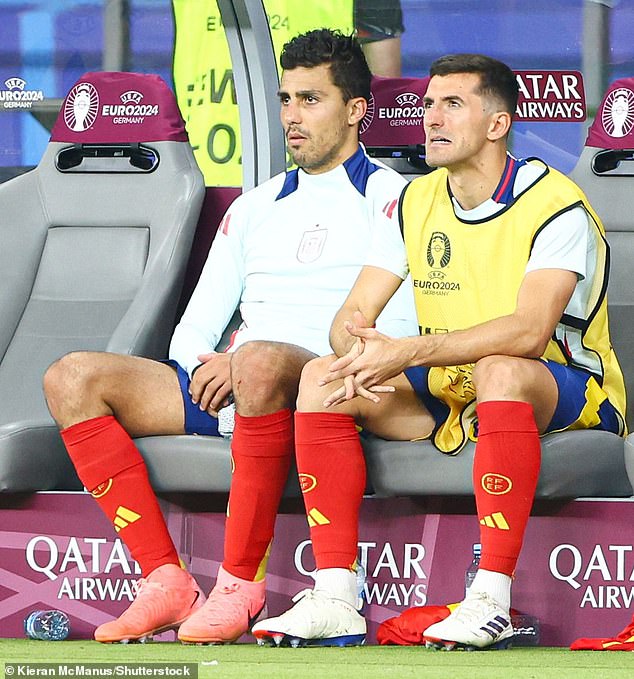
[329,305,368,357]
[409,312,550,368]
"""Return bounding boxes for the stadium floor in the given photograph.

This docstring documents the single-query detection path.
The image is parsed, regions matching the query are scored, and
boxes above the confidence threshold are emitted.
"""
[1,641,631,679]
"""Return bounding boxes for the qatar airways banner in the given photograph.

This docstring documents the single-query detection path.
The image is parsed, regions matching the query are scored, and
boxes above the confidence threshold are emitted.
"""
[514,70,586,122]
[360,71,586,150]
[1,494,632,645]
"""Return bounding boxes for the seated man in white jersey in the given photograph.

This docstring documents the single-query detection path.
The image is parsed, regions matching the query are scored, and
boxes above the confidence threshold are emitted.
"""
[252,53,627,650]
[42,28,417,644]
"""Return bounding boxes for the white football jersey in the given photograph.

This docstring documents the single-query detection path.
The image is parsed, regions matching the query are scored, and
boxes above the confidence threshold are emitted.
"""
[170,145,418,375]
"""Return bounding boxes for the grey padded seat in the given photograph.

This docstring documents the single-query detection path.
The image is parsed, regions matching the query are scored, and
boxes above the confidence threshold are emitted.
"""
[138,78,634,501]
[359,80,634,500]
[581,81,634,491]
[362,89,634,500]
[0,71,204,492]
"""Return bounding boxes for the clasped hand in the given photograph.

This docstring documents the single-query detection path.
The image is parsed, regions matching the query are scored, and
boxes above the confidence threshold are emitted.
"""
[320,312,411,407]
[189,351,232,415]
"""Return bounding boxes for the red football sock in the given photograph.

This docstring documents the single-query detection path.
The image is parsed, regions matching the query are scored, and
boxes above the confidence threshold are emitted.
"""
[223,409,293,581]
[294,411,366,571]
[473,401,541,577]
[60,415,179,576]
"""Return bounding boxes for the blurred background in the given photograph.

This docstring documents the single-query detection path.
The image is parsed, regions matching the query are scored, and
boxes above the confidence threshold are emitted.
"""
[0,0,631,182]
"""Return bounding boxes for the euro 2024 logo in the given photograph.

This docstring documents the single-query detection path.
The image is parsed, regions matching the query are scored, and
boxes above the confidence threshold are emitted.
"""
[601,87,634,138]
[1,77,44,109]
[63,82,99,132]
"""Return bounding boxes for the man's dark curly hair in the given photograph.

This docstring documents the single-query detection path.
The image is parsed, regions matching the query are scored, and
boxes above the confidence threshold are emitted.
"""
[280,28,371,103]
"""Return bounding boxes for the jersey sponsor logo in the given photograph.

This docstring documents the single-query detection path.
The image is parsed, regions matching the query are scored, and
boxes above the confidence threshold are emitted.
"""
[64,82,99,132]
[90,479,113,498]
[297,227,328,263]
[600,87,634,138]
[0,76,44,109]
[481,473,513,495]
[299,473,317,493]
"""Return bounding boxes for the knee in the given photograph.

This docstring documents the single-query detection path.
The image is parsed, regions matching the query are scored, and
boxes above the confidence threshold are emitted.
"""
[472,355,525,398]
[231,341,310,410]
[43,352,95,417]
[297,356,333,411]
[231,342,282,390]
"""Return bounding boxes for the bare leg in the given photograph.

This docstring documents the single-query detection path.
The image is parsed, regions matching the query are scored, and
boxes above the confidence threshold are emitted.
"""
[44,351,186,435]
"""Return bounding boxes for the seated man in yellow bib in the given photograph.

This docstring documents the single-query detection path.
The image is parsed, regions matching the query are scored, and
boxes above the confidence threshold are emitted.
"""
[251,53,626,650]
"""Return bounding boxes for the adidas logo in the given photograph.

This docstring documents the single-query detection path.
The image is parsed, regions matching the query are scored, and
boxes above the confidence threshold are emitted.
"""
[479,512,510,530]
[113,505,141,532]
[480,615,511,639]
[307,507,330,527]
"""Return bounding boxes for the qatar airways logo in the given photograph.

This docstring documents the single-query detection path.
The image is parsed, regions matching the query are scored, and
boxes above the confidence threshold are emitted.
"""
[26,535,141,601]
[295,539,428,607]
[550,543,634,608]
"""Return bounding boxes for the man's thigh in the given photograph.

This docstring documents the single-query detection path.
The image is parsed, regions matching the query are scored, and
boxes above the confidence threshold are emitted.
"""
[355,372,436,442]
[92,353,186,437]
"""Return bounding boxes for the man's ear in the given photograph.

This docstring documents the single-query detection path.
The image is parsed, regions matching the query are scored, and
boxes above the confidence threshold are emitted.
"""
[349,96,368,126]
[488,110,512,141]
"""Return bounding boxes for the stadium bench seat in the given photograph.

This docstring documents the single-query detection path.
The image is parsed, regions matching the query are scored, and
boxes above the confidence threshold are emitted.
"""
[3,75,631,500]
[363,77,634,500]
[0,71,205,492]
[134,77,632,500]
[573,78,634,491]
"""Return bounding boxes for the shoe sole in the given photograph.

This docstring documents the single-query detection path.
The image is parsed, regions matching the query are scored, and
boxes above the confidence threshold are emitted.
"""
[254,632,366,648]
[424,634,514,652]
[178,602,267,645]
[96,591,204,644]
[96,621,182,644]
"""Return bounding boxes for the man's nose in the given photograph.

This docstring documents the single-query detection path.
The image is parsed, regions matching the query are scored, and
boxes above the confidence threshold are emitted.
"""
[424,106,442,127]
[282,100,301,125]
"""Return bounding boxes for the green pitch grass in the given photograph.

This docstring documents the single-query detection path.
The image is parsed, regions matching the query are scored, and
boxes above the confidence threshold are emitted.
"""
[1,641,632,679]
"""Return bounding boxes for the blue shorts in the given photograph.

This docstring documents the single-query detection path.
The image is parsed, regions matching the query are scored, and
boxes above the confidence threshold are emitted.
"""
[166,360,220,437]
[404,358,623,454]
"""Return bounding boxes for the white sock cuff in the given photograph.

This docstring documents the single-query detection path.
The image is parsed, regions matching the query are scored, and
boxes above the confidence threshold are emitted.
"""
[470,568,512,611]
[313,568,357,607]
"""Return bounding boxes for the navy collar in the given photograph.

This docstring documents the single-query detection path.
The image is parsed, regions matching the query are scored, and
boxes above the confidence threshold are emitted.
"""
[275,145,381,201]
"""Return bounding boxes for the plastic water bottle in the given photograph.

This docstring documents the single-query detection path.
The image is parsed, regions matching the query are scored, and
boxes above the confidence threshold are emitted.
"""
[511,612,541,646]
[355,561,367,611]
[464,543,481,596]
[24,610,70,641]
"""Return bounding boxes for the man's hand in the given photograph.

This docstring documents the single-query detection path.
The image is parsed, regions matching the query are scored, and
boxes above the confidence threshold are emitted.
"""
[320,315,414,406]
[189,352,232,416]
